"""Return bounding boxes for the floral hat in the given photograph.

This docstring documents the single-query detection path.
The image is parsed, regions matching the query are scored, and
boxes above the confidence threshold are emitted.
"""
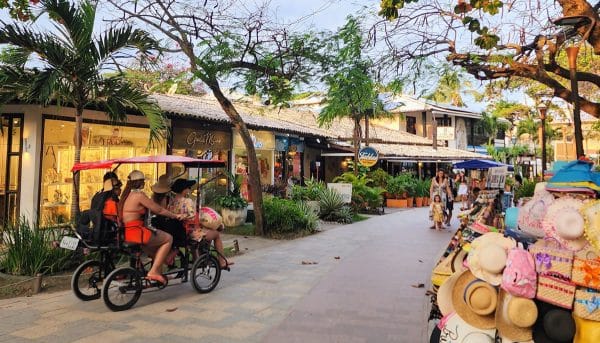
[437,311,496,343]
[542,197,589,252]
[467,232,516,286]
[517,191,555,238]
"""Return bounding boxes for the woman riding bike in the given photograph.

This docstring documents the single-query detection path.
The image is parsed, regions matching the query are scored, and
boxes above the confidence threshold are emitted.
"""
[118,170,186,285]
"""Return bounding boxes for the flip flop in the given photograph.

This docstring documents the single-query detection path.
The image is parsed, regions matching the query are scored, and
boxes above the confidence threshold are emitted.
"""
[146,274,167,285]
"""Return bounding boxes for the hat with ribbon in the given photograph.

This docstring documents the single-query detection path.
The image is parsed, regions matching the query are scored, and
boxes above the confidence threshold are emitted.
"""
[452,270,499,329]
[467,232,516,286]
[542,197,589,252]
[496,289,538,342]
[517,191,555,238]
[437,311,496,343]
[532,301,576,343]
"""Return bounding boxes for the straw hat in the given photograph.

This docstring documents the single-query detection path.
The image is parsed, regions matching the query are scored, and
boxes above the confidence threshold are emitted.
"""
[151,174,171,194]
[438,270,464,316]
[128,170,145,181]
[542,197,588,252]
[573,313,600,343]
[467,232,516,286]
[532,301,576,343]
[437,312,496,343]
[581,200,600,253]
[496,289,538,342]
[452,270,499,329]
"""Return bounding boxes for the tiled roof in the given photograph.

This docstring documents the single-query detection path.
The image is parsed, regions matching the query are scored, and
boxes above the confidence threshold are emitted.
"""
[370,143,489,161]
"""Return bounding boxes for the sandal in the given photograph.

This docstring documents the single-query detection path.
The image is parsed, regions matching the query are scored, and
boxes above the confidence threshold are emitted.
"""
[219,261,234,272]
[146,273,167,285]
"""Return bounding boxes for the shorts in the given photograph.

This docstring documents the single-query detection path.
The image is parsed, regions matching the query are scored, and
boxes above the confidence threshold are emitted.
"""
[152,216,186,247]
[124,220,153,244]
[458,184,468,196]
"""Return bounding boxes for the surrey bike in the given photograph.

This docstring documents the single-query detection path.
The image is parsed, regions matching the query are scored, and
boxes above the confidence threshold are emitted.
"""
[62,155,228,310]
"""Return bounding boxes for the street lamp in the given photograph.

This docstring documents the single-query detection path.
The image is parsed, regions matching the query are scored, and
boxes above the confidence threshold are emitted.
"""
[537,103,548,178]
[553,15,595,159]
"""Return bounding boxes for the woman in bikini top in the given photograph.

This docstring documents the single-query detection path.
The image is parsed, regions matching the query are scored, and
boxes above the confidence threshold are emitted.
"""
[119,170,185,285]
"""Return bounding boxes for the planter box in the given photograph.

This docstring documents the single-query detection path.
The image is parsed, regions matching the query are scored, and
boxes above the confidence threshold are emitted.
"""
[221,208,248,227]
[406,197,414,208]
[415,197,424,207]
[387,199,408,208]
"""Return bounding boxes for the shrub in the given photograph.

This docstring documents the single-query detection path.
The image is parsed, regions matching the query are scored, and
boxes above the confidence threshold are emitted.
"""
[368,168,389,189]
[515,179,536,200]
[0,218,76,276]
[216,194,248,209]
[319,188,345,220]
[333,205,354,224]
[263,197,317,235]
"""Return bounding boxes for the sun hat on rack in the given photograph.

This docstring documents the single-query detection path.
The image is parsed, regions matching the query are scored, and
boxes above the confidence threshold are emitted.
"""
[573,313,600,343]
[438,269,466,316]
[517,191,555,238]
[466,232,516,286]
[451,270,499,329]
[581,200,600,253]
[531,300,576,343]
[437,311,497,343]
[496,289,538,342]
[542,197,589,252]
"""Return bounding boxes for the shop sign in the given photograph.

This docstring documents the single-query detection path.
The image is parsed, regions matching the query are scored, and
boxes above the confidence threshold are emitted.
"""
[173,129,231,151]
[233,130,275,150]
[275,136,289,151]
[328,183,352,203]
[486,166,508,189]
[437,127,455,141]
[358,147,379,167]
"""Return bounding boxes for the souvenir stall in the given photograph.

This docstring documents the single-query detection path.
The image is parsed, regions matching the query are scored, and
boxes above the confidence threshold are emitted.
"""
[428,160,600,342]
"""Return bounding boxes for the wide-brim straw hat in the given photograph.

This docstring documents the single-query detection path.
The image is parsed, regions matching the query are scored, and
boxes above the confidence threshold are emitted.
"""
[581,200,600,253]
[151,174,171,194]
[438,269,465,316]
[437,311,496,342]
[467,232,516,286]
[542,197,588,252]
[496,289,538,342]
[452,270,498,329]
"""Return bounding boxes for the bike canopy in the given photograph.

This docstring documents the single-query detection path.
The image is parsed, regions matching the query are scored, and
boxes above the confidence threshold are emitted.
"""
[72,155,226,172]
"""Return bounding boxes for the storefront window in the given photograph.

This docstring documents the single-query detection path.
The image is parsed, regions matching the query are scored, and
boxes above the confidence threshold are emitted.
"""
[40,118,165,225]
[171,122,231,207]
[233,130,274,202]
[0,115,22,227]
[275,135,303,183]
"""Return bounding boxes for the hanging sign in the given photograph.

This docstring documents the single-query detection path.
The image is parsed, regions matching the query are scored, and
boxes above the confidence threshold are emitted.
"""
[487,166,508,189]
[358,147,379,167]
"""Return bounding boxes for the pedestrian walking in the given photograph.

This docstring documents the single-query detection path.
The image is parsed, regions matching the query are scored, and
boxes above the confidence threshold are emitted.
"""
[431,194,445,231]
[429,170,452,229]
[456,171,469,210]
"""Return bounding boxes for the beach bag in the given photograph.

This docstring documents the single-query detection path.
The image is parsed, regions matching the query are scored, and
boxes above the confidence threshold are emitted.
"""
[573,250,600,290]
[529,238,574,280]
[200,207,223,231]
[501,247,537,298]
[574,288,600,321]
[536,274,576,309]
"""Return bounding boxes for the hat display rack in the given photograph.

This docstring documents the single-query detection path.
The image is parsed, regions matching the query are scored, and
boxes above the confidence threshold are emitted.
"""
[428,160,600,342]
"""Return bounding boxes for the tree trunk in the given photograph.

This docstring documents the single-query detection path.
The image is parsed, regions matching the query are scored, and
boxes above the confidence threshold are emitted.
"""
[353,117,361,176]
[208,84,264,236]
[70,108,83,221]
[364,113,370,147]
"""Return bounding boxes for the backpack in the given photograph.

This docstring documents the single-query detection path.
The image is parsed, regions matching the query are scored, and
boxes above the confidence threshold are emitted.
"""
[77,190,118,245]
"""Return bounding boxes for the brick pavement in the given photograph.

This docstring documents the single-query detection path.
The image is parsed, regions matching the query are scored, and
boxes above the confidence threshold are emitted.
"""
[0,208,451,342]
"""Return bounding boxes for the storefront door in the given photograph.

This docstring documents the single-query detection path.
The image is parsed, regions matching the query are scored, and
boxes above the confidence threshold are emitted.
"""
[0,114,23,226]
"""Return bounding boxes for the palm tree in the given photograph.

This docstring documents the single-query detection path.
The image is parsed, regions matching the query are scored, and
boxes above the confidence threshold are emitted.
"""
[0,0,166,219]
[479,111,511,146]
[517,116,539,156]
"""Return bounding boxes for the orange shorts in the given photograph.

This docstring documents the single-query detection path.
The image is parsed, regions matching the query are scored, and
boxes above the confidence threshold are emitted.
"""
[124,220,152,244]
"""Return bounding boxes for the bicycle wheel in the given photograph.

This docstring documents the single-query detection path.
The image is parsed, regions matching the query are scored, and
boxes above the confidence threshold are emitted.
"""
[71,260,105,301]
[102,267,142,311]
[191,254,221,293]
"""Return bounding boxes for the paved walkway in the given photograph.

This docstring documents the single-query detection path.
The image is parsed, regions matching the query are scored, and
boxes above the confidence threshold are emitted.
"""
[0,208,452,342]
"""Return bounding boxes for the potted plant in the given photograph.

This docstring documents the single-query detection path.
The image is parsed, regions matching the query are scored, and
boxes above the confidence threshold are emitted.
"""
[414,179,425,207]
[217,171,249,227]
[302,178,325,215]
[385,176,407,208]
[405,177,416,208]
[422,179,431,206]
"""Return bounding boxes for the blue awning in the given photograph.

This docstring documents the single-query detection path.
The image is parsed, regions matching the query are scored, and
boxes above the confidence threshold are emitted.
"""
[453,159,514,171]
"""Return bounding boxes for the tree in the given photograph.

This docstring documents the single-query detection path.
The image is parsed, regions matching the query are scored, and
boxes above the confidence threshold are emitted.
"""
[425,68,468,107]
[0,0,166,219]
[479,111,510,146]
[107,0,327,235]
[317,17,388,175]
[377,0,600,126]
[517,116,540,155]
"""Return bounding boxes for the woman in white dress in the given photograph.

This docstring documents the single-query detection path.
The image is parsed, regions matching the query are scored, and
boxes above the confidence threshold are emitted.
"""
[456,171,469,210]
